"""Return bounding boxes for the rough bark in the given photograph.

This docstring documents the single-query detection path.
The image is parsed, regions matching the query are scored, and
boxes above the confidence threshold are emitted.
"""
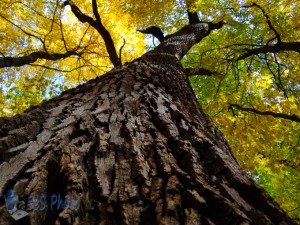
[0,23,296,225]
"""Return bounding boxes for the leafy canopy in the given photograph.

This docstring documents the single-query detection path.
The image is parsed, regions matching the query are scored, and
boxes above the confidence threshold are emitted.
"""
[0,0,299,221]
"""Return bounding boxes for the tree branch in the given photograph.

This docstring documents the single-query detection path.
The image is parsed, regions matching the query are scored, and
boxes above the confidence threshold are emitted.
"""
[184,67,215,76]
[243,3,281,43]
[187,10,225,30]
[64,0,121,67]
[187,11,200,24]
[137,26,164,42]
[236,3,300,60]
[43,0,59,51]
[29,63,89,73]
[145,21,224,61]
[0,51,81,68]
[91,0,120,67]
[0,14,44,44]
[237,42,300,60]
[63,1,94,23]
[230,104,300,123]
[119,38,126,65]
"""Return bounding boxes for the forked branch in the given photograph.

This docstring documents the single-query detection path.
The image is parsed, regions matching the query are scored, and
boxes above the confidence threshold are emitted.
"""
[238,42,300,60]
[243,3,281,43]
[64,0,121,67]
[237,3,300,60]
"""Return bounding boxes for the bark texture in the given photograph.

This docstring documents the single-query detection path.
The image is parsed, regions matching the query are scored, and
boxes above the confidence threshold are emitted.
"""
[0,24,296,225]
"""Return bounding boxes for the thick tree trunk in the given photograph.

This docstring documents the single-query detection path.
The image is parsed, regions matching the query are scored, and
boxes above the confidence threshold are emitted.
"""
[0,24,296,225]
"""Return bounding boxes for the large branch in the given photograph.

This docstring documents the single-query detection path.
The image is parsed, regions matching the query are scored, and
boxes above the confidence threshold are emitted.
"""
[145,21,224,60]
[187,11,200,24]
[64,0,121,67]
[237,42,300,60]
[137,26,164,42]
[230,104,300,123]
[0,50,81,68]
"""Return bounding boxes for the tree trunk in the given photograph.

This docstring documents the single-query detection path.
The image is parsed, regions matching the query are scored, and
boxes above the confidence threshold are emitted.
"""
[0,24,296,225]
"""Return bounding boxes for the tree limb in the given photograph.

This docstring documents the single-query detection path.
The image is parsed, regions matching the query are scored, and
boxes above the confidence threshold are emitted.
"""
[243,3,281,43]
[0,51,81,68]
[187,10,225,30]
[64,0,121,67]
[144,22,224,61]
[29,63,89,72]
[0,14,44,45]
[91,0,120,67]
[236,3,300,60]
[187,11,200,24]
[230,104,300,123]
[207,21,225,30]
[137,26,164,42]
[184,67,215,76]
[237,42,300,60]
[119,38,126,65]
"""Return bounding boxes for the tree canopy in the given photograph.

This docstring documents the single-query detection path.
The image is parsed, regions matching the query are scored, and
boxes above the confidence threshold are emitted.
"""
[0,0,299,222]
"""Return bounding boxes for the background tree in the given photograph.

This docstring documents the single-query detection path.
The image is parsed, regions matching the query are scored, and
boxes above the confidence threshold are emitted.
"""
[0,0,299,223]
